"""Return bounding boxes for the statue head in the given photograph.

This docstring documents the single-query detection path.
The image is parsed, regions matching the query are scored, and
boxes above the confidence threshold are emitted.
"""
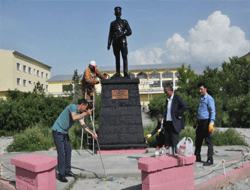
[114,7,122,18]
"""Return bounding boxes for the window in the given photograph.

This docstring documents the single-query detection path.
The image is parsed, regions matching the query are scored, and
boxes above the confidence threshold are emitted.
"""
[46,85,49,91]
[41,72,44,78]
[17,63,21,71]
[34,69,36,75]
[149,71,160,79]
[63,84,73,92]
[175,72,180,78]
[23,65,27,72]
[23,79,27,87]
[28,67,32,74]
[162,71,173,78]
[46,73,49,79]
[41,84,44,89]
[17,78,21,85]
[128,72,135,79]
[37,70,40,77]
[149,81,160,88]
[162,80,173,87]
[137,72,148,79]
[29,80,32,84]
[34,82,36,85]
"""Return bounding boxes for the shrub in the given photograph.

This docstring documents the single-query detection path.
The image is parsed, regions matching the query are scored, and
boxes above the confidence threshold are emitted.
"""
[143,125,247,148]
[0,90,71,135]
[7,123,54,152]
[213,128,247,146]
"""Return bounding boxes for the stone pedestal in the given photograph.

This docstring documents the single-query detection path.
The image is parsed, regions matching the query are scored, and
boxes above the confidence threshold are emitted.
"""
[138,154,196,190]
[11,154,57,190]
[98,78,147,150]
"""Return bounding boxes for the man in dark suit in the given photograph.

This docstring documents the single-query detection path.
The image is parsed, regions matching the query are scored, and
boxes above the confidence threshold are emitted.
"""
[163,83,188,153]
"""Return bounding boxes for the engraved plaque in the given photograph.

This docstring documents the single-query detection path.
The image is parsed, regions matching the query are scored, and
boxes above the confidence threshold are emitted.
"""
[112,89,129,99]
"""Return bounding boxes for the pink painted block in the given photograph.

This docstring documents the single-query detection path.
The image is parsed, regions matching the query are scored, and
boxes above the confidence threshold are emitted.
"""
[142,165,194,185]
[138,154,196,172]
[97,148,146,155]
[139,154,196,190]
[11,154,57,173]
[11,154,57,190]
[142,177,194,190]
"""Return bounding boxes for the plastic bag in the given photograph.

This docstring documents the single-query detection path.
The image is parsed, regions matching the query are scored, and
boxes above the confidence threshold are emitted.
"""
[177,137,194,157]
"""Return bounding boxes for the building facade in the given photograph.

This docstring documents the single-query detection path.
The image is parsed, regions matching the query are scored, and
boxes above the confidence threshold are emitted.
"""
[47,63,183,106]
[0,49,51,99]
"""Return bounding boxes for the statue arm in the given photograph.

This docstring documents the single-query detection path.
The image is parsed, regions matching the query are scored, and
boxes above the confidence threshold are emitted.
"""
[108,23,113,50]
[124,20,132,36]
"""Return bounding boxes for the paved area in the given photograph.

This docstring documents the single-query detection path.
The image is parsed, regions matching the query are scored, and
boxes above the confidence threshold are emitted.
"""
[141,110,155,127]
[1,146,250,190]
[1,126,250,189]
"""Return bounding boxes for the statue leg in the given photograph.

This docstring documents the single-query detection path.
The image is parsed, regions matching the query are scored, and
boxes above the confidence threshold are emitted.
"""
[112,43,121,77]
[121,43,129,78]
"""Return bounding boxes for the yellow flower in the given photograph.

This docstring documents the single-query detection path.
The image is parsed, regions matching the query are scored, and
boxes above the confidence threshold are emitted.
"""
[38,142,40,144]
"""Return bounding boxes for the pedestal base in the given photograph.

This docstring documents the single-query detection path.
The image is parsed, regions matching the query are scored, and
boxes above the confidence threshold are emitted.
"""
[98,78,147,150]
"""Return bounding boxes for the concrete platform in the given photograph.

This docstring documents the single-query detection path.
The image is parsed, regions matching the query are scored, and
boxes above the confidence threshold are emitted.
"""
[1,146,250,190]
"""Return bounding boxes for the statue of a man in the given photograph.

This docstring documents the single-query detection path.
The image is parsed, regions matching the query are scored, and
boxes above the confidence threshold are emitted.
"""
[107,7,132,78]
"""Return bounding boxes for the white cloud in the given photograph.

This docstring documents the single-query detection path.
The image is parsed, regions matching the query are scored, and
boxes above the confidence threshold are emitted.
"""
[129,11,250,73]
[129,47,164,65]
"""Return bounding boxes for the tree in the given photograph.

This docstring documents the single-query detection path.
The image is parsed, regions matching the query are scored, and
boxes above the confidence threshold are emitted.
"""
[219,56,250,97]
[71,69,83,103]
[33,81,45,97]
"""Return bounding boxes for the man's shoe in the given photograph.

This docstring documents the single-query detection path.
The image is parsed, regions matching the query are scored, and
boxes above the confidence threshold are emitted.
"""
[196,157,202,162]
[203,158,213,166]
[65,171,78,179]
[58,175,68,183]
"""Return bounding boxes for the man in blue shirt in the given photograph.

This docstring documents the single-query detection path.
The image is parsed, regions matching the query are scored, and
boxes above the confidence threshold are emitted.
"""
[52,98,97,182]
[193,82,216,166]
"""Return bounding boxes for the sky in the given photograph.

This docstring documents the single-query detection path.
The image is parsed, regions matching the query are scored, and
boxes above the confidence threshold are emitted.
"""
[1,0,249,76]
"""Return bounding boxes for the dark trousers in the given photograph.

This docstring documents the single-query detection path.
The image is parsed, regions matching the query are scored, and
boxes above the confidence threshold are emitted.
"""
[194,119,213,159]
[52,130,72,177]
[156,132,165,147]
[164,121,179,153]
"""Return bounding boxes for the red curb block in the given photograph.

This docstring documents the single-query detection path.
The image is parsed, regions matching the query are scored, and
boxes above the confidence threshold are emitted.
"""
[195,161,250,190]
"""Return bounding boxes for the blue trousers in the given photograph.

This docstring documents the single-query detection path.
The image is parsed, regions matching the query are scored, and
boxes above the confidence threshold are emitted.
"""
[52,130,72,176]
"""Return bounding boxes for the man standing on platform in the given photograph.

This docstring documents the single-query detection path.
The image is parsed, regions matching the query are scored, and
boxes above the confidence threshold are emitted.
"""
[81,61,106,108]
[193,82,216,166]
[146,114,165,148]
[107,6,132,78]
[163,83,188,153]
[52,99,97,182]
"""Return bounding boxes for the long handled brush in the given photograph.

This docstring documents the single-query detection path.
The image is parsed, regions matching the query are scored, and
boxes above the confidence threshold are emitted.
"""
[90,115,114,182]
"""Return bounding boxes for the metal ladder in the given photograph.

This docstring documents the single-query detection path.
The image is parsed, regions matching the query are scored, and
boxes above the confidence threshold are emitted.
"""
[80,87,96,155]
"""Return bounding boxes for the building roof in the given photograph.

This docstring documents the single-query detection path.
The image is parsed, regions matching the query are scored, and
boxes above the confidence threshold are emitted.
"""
[47,75,73,82]
[0,49,52,69]
[98,63,184,72]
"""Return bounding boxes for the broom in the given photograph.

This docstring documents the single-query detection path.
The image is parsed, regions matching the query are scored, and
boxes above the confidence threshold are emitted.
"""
[89,86,114,182]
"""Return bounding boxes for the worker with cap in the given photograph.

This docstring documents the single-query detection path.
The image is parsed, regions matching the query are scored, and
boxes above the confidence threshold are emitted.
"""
[81,61,106,108]
[146,114,166,149]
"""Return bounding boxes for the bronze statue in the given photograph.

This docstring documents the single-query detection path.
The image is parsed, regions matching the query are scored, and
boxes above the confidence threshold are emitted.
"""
[107,7,132,78]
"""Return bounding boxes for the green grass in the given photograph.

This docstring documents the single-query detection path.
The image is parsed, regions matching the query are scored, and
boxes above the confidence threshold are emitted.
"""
[65,173,86,190]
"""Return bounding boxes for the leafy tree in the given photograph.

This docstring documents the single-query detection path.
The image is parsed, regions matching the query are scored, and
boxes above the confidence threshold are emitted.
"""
[33,81,45,97]
[219,56,250,97]
[70,69,83,103]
